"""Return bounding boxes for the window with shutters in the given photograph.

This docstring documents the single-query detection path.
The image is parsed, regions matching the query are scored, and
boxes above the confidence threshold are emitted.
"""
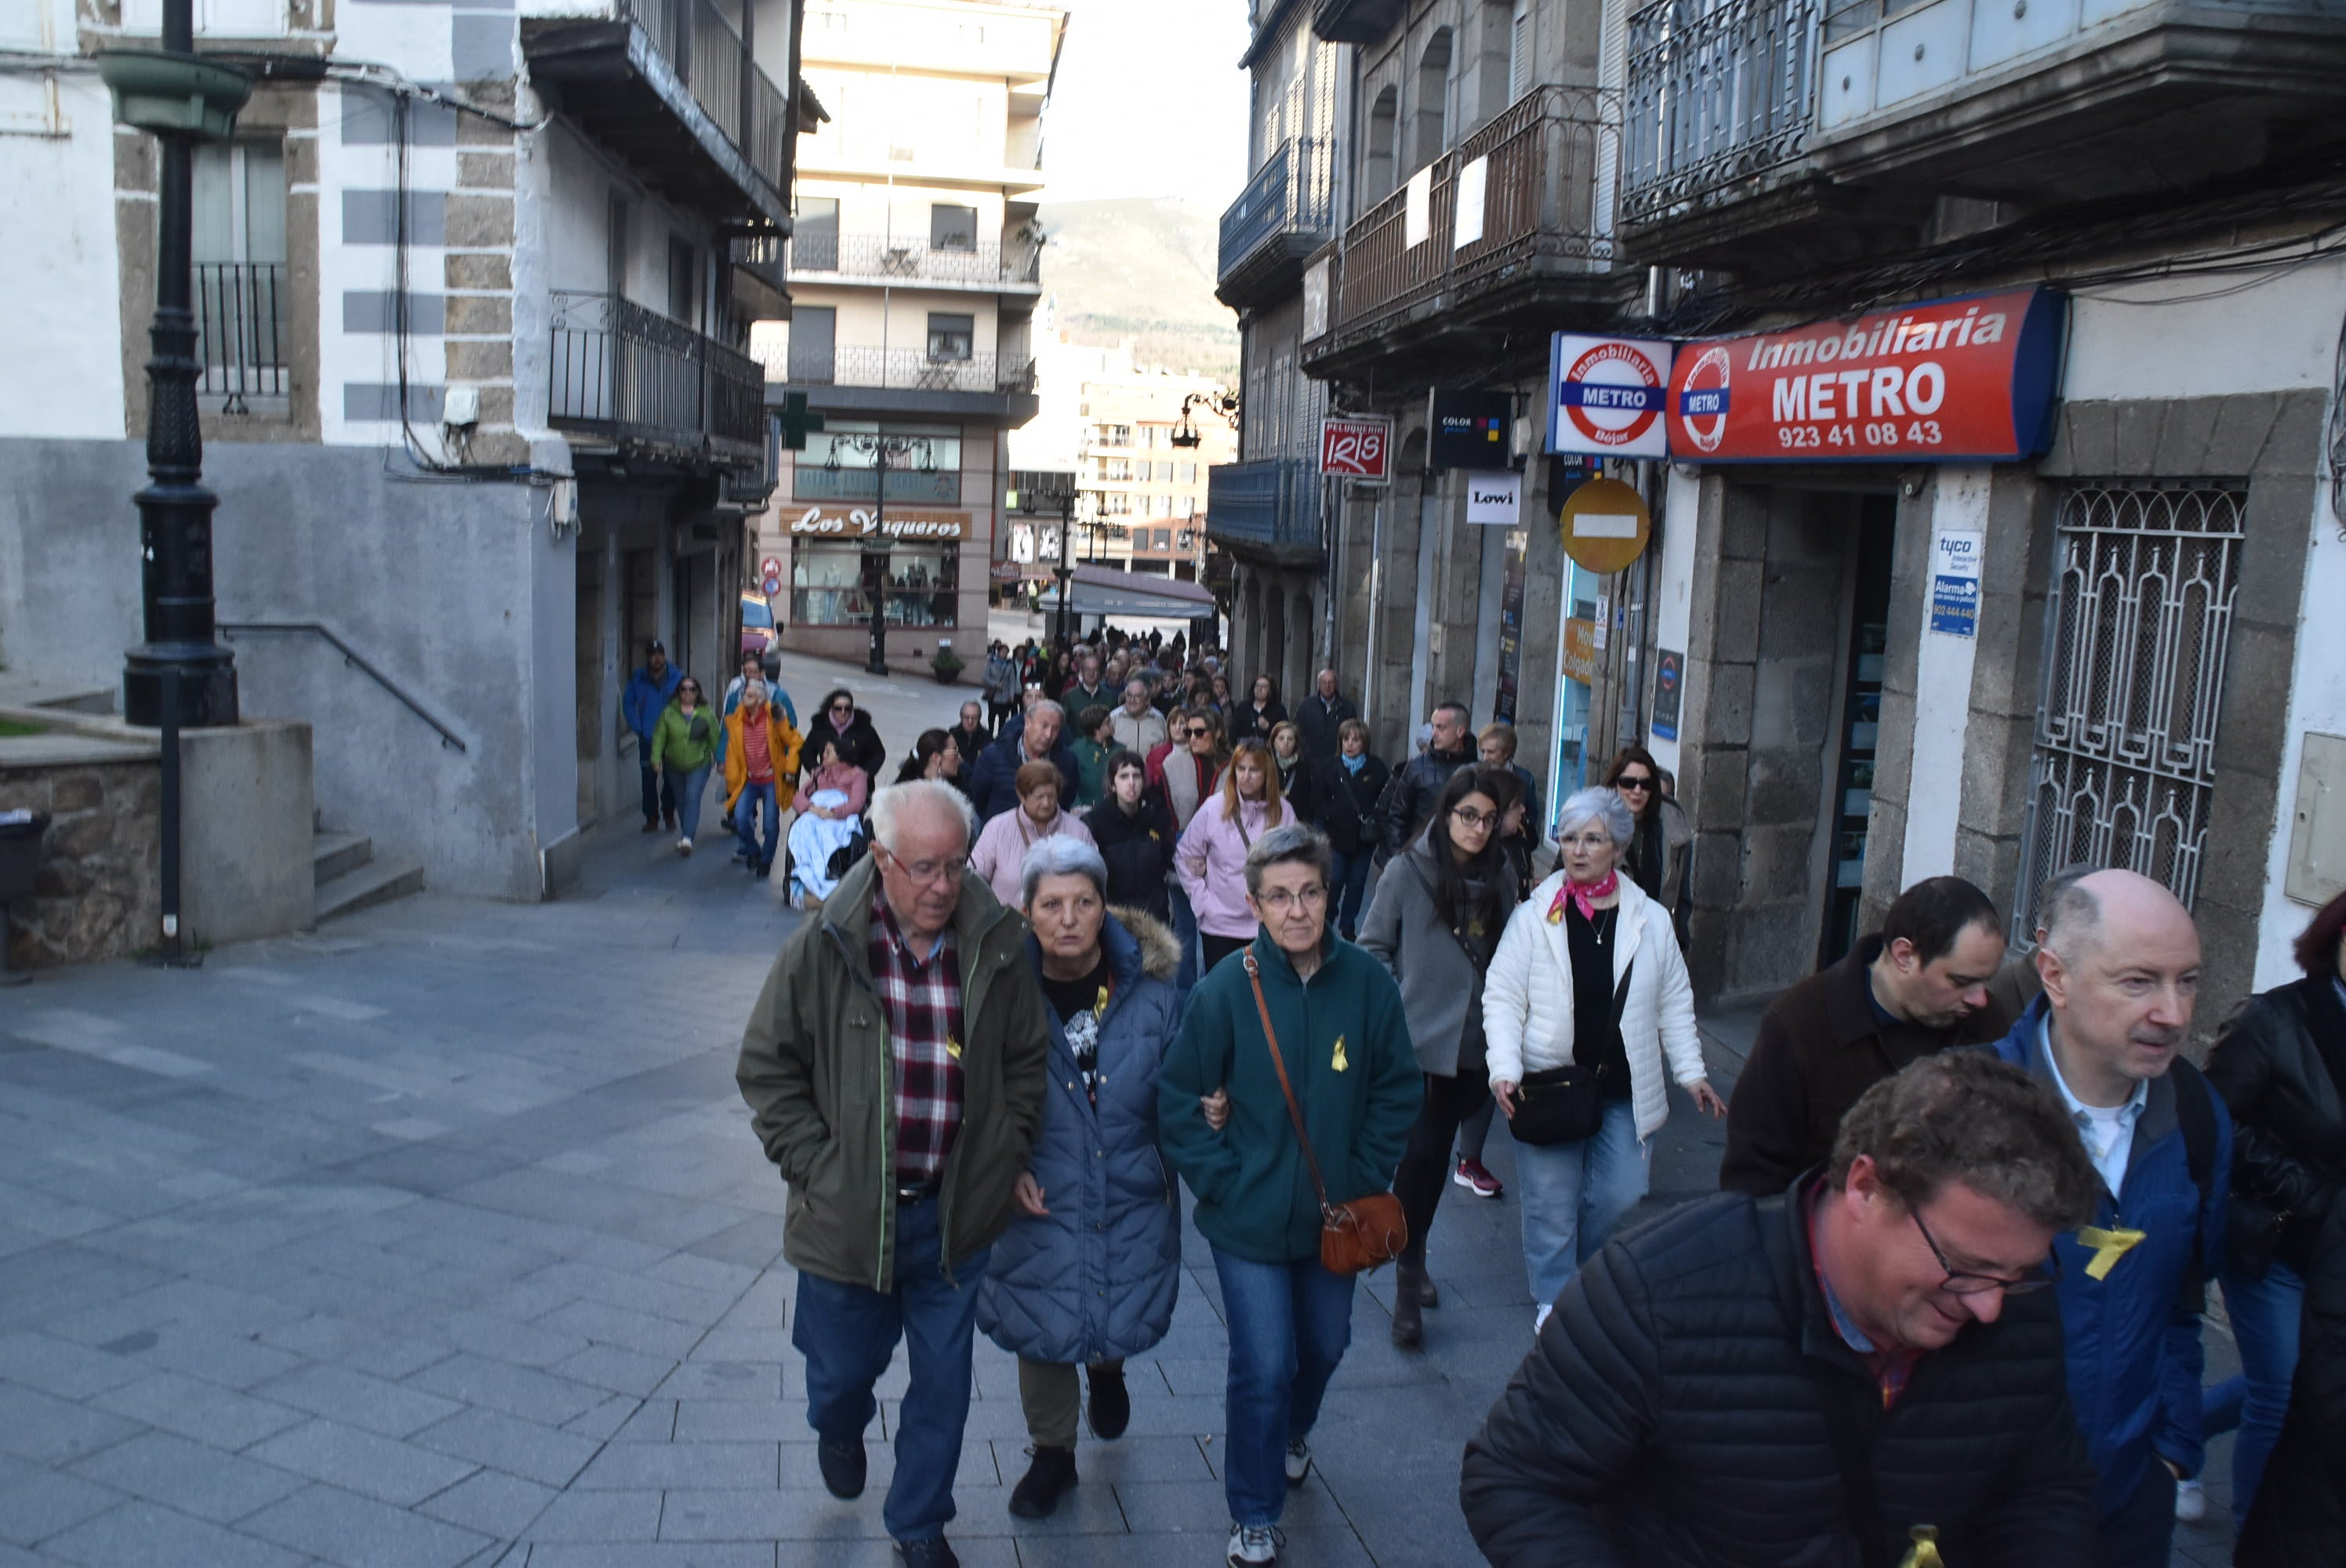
[2015,484,2246,931]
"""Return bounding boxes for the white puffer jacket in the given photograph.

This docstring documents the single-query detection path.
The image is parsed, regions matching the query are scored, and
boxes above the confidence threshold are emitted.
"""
[1483,871,1705,1144]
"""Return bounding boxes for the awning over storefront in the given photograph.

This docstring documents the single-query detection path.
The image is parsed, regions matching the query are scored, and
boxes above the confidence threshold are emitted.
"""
[1037,564,1218,621]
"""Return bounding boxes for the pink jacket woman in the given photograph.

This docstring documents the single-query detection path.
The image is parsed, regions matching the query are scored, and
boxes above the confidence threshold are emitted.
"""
[968,795,1095,909]
[1175,789,1294,938]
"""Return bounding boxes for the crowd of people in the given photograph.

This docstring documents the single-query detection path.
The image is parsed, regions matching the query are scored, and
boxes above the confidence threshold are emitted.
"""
[712,628,2345,1568]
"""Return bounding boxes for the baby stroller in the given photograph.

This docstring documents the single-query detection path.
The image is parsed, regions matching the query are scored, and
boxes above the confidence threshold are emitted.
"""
[786,790,868,910]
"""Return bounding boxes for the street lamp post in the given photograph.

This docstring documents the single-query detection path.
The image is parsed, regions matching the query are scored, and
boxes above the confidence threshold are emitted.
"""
[835,433,934,676]
[1052,489,1075,649]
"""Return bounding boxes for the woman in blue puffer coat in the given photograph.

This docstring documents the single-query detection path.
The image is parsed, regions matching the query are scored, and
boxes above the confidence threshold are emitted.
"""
[977,835,1184,1522]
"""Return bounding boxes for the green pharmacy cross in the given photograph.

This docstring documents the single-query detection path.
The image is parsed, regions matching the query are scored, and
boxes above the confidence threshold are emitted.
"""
[777,391,825,452]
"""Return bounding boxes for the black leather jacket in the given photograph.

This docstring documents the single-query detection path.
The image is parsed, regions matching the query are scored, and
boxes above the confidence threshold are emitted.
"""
[2205,975,2346,1276]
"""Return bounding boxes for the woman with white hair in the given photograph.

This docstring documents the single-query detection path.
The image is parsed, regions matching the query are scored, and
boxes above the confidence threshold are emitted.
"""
[975,836,1183,1522]
[1484,786,1726,1330]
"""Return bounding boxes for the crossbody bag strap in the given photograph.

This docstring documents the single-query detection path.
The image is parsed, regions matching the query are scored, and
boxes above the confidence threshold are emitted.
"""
[1244,953,1335,1218]
[1814,1375,1894,1568]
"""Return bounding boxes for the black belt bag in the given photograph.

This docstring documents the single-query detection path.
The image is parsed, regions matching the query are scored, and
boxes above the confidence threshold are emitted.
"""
[1509,960,1634,1148]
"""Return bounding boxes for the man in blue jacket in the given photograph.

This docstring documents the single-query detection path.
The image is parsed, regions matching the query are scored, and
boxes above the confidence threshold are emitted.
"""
[967,698,1078,821]
[622,639,682,833]
[1989,867,2229,1568]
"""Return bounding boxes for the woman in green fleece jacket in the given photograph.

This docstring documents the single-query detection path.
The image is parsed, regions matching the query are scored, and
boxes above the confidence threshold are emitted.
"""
[649,678,722,855]
[1157,822,1419,1567]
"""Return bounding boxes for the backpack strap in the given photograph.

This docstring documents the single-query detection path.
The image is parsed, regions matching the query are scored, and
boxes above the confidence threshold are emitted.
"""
[2170,1060,2218,1314]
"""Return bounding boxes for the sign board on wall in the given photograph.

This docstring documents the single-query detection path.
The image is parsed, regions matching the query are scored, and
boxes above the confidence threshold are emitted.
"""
[1548,334,1675,459]
[1320,416,1393,480]
[1465,470,1521,525]
[1454,156,1488,249]
[1562,617,1597,685]
[1665,287,2065,463]
[1557,477,1652,574]
[787,504,969,542]
[1430,390,1513,470]
[1930,530,1984,637]
[1651,648,1684,741]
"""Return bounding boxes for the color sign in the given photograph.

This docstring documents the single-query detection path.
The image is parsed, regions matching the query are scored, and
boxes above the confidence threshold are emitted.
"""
[1651,648,1683,741]
[1558,477,1652,575]
[1430,390,1512,471]
[1548,334,1676,459]
[1465,470,1521,525]
[1665,287,2065,463]
[1320,416,1393,480]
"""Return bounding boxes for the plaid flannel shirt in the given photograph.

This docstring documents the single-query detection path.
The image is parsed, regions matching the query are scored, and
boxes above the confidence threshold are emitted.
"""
[869,895,965,1187]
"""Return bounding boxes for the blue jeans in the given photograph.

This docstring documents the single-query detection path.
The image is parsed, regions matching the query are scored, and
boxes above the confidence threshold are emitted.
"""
[1513,1098,1649,1315]
[664,764,710,841]
[638,753,674,823]
[1330,848,1374,941]
[1211,1245,1356,1529]
[1169,883,1200,999]
[792,1196,990,1544]
[2217,1258,2304,1530]
[735,781,779,869]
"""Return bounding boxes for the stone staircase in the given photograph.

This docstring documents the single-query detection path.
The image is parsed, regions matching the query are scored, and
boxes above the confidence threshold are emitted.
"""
[314,829,423,924]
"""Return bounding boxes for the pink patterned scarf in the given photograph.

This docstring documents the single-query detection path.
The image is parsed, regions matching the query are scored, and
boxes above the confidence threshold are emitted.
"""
[1548,870,1620,924]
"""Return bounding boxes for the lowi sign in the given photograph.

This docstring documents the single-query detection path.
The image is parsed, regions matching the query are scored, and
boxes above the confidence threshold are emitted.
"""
[1666,288,2065,463]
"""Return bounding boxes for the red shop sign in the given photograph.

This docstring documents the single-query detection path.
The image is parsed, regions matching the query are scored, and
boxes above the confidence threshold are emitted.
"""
[1667,288,2065,463]
[1320,416,1393,481]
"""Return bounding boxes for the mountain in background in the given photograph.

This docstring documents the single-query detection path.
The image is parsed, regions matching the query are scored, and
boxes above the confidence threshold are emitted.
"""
[1035,199,1240,384]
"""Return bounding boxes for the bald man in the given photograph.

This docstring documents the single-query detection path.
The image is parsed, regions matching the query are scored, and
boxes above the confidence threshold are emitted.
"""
[1986,869,2231,1568]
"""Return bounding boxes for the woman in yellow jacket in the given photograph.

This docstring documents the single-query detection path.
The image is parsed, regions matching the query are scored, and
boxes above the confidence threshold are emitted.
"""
[721,681,801,877]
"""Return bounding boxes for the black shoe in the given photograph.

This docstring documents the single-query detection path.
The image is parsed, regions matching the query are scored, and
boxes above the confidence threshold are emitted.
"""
[1415,1270,1440,1308]
[1392,1265,1425,1349]
[895,1537,960,1567]
[1008,1446,1078,1518]
[755,862,773,880]
[663,811,677,830]
[641,818,661,833]
[817,1436,866,1499]
[1087,1364,1130,1441]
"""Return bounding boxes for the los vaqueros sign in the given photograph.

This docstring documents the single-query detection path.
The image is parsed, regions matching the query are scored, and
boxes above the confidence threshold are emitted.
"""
[1667,288,2065,463]
[787,505,968,542]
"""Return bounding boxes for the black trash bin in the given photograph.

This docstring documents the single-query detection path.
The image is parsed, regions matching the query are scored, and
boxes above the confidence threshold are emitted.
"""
[0,811,49,986]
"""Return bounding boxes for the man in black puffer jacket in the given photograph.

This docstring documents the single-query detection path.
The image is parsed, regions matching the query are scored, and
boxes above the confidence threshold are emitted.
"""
[1382,701,1474,855]
[1462,1051,2103,1568]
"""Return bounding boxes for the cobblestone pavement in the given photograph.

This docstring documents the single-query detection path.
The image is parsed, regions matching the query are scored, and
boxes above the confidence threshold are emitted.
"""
[0,652,2241,1566]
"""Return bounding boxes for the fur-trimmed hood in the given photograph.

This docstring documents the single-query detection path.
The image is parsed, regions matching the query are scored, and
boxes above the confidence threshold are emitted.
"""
[1113,906,1181,982]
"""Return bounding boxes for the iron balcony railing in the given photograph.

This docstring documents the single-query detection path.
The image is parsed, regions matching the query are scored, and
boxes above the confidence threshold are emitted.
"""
[548,290,764,459]
[1217,136,1336,282]
[1622,0,1821,228]
[194,261,287,411]
[786,234,1044,287]
[616,0,791,196]
[1204,458,1320,554]
[760,343,1038,397]
[1331,86,1618,339]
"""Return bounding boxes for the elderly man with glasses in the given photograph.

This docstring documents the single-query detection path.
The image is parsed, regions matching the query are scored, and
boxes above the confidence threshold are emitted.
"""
[1464,1050,2104,1568]
[738,780,1051,1568]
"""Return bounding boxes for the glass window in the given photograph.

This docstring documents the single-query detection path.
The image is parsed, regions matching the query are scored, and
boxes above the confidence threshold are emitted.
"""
[927,313,975,361]
[794,196,840,270]
[793,543,958,627]
[929,204,979,251]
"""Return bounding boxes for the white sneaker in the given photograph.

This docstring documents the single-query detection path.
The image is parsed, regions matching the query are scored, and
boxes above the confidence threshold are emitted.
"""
[1226,1522,1284,1565]
[2174,1477,2205,1523]
[677,837,692,855]
[1283,1437,1311,1486]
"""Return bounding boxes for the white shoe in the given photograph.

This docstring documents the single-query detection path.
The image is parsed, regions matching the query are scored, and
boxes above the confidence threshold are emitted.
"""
[677,837,692,855]
[1226,1522,1284,1565]
[1534,1303,1552,1335]
[2175,1477,2205,1523]
[1282,1437,1310,1486]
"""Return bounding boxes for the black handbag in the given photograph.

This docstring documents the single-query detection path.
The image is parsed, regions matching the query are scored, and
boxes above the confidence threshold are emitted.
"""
[1509,952,1636,1147]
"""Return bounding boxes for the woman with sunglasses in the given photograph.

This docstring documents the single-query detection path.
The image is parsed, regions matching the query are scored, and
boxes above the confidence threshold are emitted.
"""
[649,676,721,855]
[804,688,888,789]
[1359,766,1520,1348]
[1604,746,1690,938]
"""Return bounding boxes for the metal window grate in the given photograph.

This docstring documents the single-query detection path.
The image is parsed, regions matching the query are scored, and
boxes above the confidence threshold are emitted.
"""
[2016,484,2246,932]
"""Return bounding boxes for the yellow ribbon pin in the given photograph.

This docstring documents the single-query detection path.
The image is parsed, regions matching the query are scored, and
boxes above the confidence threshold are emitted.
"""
[2076,1225,2146,1281]
[945,1036,962,1062]
[1897,1526,1945,1568]
[1331,1035,1349,1073]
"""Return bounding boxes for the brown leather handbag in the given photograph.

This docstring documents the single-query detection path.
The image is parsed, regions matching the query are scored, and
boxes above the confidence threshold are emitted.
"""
[1244,953,1408,1276]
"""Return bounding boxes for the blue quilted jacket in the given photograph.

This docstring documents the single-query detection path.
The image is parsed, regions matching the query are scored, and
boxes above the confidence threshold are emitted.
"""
[976,910,1183,1365]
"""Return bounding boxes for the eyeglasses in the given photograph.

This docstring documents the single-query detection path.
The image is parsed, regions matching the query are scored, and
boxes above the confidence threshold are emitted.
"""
[1451,806,1497,829]
[1255,884,1327,912]
[1616,775,1654,792]
[830,703,853,715]
[1910,1206,2059,1297]
[680,684,701,695]
[1186,727,1211,739]
[877,846,968,887]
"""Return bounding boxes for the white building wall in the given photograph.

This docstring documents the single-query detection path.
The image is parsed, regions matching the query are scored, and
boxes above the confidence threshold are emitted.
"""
[1902,463,1987,883]
[0,70,125,441]
[2257,481,2346,987]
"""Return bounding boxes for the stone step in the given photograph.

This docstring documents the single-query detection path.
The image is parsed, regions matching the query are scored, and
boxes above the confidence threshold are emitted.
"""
[313,830,372,887]
[314,857,423,924]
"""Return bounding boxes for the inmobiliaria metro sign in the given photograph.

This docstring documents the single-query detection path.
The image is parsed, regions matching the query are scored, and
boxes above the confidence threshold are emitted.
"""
[1666,288,2065,463]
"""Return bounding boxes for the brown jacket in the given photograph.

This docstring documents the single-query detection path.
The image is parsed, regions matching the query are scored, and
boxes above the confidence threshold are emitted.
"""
[1719,935,2015,1196]
[735,855,1050,1292]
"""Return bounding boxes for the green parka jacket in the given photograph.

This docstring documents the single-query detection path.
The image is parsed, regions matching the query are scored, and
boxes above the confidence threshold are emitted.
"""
[736,855,1051,1292]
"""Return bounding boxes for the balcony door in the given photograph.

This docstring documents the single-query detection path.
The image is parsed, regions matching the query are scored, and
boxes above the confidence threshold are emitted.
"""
[191,140,287,409]
[789,306,835,385]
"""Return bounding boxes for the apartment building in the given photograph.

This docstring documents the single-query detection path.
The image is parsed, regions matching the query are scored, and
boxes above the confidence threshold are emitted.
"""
[754,0,1063,673]
[0,0,808,900]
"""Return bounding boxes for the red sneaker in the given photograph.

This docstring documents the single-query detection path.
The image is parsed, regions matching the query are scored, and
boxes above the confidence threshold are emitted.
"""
[1453,1159,1503,1200]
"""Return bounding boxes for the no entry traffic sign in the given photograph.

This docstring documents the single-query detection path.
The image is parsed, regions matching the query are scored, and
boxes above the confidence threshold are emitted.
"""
[1548,334,1675,459]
